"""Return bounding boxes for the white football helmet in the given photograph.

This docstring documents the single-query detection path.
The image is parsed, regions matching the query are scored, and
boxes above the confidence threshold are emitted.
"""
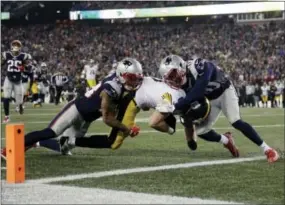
[159,55,187,89]
[116,58,144,91]
[11,40,22,52]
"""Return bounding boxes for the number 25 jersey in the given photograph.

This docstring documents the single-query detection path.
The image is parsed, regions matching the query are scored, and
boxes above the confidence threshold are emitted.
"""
[2,51,32,82]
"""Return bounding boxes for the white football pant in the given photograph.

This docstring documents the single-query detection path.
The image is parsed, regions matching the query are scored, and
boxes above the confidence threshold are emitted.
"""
[196,84,240,135]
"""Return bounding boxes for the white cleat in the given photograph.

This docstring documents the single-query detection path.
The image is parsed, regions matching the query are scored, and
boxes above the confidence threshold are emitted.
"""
[2,116,10,123]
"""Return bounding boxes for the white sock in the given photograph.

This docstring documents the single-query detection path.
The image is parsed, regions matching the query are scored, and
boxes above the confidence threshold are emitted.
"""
[167,127,175,135]
[260,142,271,153]
[220,134,229,145]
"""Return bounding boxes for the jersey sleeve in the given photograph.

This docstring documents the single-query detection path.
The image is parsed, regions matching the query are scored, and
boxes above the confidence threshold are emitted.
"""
[102,81,121,99]
[187,58,206,79]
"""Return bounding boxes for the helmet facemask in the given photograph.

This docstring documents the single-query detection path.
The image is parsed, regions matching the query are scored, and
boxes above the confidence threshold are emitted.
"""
[120,72,143,91]
[163,68,186,89]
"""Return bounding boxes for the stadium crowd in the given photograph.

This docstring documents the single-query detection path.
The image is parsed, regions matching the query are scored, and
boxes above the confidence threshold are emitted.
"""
[1,20,284,107]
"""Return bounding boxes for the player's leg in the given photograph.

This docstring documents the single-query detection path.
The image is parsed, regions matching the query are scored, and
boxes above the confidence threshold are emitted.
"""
[222,85,279,162]
[31,81,40,107]
[22,82,29,107]
[195,98,240,157]
[55,86,63,105]
[3,77,13,122]
[70,92,139,151]
[14,81,24,114]
[87,79,96,88]
[24,100,79,147]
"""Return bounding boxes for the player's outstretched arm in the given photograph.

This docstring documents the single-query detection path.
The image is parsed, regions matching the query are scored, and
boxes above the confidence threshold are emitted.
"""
[149,111,175,135]
[183,116,197,150]
[100,91,131,136]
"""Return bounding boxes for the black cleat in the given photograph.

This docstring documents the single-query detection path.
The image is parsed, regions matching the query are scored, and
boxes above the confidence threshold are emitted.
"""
[187,140,197,151]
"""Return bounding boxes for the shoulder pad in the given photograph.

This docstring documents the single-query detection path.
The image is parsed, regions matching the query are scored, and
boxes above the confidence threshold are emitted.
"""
[193,58,205,75]
[103,80,122,99]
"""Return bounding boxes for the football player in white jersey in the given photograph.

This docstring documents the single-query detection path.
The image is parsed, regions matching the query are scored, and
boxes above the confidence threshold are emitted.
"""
[275,80,284,108]
[261,82,270,108]
[159,55,279,163]
[81,59,98,89]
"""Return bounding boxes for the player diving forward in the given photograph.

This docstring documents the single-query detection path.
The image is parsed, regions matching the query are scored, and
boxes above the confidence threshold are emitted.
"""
[1,40,32,123]
[1,58,143,159]
[51,76,204,155]
[159,55,279,163]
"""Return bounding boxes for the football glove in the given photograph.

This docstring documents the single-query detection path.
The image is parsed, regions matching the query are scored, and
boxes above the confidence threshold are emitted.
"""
[129,125,140,138]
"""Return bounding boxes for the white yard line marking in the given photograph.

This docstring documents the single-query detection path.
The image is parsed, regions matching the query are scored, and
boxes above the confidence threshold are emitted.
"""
[27,156,265,184]
[1,124,283,140]
[1,183,241,204]
[1,167,6,170]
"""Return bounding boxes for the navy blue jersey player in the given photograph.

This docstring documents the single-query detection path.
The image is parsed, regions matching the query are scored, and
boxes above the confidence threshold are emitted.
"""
[1,40,32,122]
[16,58,144,155]
[159,55,279,163]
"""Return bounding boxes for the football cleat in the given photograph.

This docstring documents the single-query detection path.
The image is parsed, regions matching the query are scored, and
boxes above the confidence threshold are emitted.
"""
[2,116,10,123]
[1,148,6,160]
[59,137,73,156]
[223,132,240,158]
[19,104,24,115]
[187,139,197,151]
[265,148,279,163]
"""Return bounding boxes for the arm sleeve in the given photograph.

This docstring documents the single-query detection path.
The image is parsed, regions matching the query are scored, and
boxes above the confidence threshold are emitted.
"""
[101,83,119,99]
[175,62,214,111]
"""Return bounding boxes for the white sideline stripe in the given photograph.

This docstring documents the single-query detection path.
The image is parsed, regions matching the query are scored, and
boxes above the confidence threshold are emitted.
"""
[27,156,265,184]
[1,124,284,140]
[2,183,241,204]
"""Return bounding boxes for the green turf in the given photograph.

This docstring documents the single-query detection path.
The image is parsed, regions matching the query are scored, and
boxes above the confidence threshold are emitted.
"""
[1,104,284,204]
[56,160,285,204]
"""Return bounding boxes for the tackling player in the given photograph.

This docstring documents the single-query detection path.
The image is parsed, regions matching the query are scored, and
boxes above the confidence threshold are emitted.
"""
[1,40,32,122]
[1,58,143,159]
[56,76,201,155]
[159,55,279,163]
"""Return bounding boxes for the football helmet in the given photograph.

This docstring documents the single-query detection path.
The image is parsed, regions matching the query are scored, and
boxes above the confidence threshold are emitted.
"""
[11,40,22,52]
[159,55,187,89]
[116,58,144,91]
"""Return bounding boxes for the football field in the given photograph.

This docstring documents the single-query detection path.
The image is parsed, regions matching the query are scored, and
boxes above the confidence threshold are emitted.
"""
[1,104,284,204]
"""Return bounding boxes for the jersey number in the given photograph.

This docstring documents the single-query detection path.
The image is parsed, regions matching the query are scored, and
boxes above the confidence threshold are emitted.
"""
[89,70,95,75]
[7,60,21,72]
[205,82,221,93]
[85,84,100,98]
